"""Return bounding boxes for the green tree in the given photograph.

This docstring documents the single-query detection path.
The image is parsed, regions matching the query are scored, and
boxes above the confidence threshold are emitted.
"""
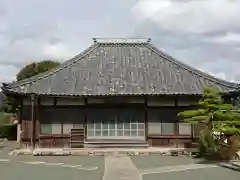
[16,60,60,81]
[178,88,240,134]
[178,87,240,159]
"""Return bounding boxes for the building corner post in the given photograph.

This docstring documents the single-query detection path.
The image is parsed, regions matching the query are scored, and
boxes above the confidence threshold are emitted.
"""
[18,98,23,146]
[144,96,148,142]
[30,94,36,151]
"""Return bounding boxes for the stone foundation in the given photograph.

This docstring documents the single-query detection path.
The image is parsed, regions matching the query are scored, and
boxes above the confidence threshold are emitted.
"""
[9,148,198,157]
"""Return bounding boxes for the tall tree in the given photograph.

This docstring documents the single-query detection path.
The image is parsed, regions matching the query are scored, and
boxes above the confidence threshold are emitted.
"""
[16,60,60,81]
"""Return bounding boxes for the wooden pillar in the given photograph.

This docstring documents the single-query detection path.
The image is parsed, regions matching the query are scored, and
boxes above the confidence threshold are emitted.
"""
[84,97,88,140]
[144,96,148,142]
[30,94,36,149]
[35,97,40,148]
[174,97,179,148]
[18,98,23,144]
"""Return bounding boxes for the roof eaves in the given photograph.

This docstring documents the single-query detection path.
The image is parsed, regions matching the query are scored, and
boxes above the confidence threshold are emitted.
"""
[7,42,100,89]
[146,43,239,89]
[4,89,212,96]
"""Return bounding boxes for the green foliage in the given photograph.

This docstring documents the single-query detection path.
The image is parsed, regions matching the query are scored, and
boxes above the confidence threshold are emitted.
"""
[0,94,18,114]
[198,129,221,157]
[16,60,60,81]
[0,112,13,125]
[0,124,17,140]
[178,87,240,134]
[178,87,240,159]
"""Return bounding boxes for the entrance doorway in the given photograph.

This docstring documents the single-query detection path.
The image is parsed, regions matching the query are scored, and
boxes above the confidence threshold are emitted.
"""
[87,108,145,140]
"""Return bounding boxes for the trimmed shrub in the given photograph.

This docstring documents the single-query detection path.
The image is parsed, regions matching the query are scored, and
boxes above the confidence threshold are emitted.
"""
[198,130,220,157]
[0,124,17,140]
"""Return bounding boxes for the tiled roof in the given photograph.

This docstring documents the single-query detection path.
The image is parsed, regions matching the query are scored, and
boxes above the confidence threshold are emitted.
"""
[3,38,239,96]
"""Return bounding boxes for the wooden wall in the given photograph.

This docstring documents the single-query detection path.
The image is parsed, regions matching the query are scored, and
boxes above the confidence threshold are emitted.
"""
[146,96,200,147]
[20,95,201,148]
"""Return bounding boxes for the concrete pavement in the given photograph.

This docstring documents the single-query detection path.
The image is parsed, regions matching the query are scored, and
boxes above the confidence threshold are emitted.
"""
[103,156,142,180]
[1,147,240,180]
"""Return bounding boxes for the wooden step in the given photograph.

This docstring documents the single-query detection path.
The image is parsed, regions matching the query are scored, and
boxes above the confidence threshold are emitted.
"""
[70,128,85,148]
[84,139,148,148]
[85,139,146,144]
[84,143,148,148]
[70,140,84,143]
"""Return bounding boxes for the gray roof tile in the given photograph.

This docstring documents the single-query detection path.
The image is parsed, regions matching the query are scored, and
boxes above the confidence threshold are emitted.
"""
[3,38,239,96]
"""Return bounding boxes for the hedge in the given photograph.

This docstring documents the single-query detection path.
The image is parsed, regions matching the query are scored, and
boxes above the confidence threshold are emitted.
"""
[0,124,17,140]
[0,112,12,125]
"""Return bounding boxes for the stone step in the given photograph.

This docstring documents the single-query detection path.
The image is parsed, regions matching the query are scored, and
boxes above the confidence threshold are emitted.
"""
[85,139,146,144]
[84,139,148,148]
[84,143,148,148]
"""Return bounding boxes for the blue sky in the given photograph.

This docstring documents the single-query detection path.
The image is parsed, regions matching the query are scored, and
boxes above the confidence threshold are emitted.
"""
[1,0,240,83]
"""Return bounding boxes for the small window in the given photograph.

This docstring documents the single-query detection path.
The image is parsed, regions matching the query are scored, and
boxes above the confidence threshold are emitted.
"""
[148,123,161,134]
[41,123,62,134]
[179,123,192,135]
[52,124,62,134]
[161,123,175,134]
[73,124,83,128]
[63,124,73,134]
[41,124,52,134]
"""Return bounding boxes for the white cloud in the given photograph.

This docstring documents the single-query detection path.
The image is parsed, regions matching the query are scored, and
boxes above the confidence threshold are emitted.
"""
[42,43,77,61]
[132,0,240,34]
[0,65,19,82]
[206,33,240,44]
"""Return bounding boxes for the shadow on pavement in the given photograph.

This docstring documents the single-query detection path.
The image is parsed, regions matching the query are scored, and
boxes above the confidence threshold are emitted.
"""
[194,158,240,172]
[195,159,219,164]
[218,162,240,172]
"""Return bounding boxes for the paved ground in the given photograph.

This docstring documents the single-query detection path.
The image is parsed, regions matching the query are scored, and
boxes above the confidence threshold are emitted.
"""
[130,155,240,180]
[103,156,141,180]
[130,155,199,169]
[0,148,104,180]
[0,144,239,180]
[142,167,239,180]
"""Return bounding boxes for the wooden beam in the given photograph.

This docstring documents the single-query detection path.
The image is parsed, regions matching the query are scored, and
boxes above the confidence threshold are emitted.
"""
[30,94,36,149]
[174,97,179,148]
[84,97,88,140]
[36,97,40,146]
[19,97,23,146]
[53,97,57,106]
[144,96,148,142]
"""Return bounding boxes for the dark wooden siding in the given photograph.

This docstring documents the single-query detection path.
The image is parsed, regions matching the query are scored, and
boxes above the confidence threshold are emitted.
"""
[147,106,199,147]
[21,106,33,140]
[21,106,85,148]
[147,137,194,148]
[37,107,84,148]
[20,96,203,148]
[38,107,85,133]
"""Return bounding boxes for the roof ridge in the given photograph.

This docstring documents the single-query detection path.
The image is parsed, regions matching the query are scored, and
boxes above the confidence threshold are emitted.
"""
[9,43,100,88]
[145,43,239,89]
[93,37,151,43]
